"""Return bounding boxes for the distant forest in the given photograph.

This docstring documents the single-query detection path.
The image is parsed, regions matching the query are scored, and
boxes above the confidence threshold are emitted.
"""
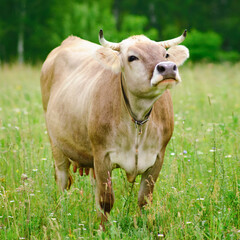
[0,0,239,63]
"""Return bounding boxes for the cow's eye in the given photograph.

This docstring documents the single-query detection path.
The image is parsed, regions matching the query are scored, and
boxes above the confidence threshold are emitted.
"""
[165,53,169,58]
[128,55,139,62]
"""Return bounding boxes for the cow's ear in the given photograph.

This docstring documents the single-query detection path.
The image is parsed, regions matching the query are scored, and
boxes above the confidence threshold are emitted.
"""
[167,45,189,66]
[95,47,121,73]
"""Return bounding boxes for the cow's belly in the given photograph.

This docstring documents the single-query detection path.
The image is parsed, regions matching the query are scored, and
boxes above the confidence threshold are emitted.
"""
[46,108,94,166]
[110,147,158,180]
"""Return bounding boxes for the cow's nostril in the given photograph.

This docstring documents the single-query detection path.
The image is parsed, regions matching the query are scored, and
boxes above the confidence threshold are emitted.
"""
[173,65,177,71]
[157,65,165,73]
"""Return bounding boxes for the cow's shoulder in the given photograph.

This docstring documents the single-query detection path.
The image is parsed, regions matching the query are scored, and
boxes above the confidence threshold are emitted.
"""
[88,73,122,145]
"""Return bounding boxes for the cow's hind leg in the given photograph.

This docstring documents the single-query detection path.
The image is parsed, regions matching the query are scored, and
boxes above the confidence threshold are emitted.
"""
[52,145,72,191]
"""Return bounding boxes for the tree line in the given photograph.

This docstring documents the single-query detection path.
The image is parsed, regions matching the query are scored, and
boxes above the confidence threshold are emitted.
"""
[0,0,239,63]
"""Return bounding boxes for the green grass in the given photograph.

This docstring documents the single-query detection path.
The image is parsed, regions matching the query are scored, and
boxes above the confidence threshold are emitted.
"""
[0,63,239,239]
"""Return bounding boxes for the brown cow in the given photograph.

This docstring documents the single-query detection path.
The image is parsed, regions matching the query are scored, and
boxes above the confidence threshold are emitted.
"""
[40,30,189,227]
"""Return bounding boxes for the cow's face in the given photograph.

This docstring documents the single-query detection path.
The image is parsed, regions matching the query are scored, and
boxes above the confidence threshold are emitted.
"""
[96,31,189,98]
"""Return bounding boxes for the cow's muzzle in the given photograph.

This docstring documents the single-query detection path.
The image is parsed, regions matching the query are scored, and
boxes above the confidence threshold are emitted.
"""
[156,62,177,80]
[151,61,181,87]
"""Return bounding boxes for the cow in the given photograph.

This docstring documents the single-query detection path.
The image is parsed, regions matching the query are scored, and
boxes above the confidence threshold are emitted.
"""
[40,29,189,227]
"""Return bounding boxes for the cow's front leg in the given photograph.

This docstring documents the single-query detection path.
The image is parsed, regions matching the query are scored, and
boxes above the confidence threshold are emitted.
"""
[138,149,165,208]
[94,153,114,228]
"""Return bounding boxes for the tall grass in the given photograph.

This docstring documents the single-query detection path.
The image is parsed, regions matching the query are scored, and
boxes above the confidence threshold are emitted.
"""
[0,63,239,239]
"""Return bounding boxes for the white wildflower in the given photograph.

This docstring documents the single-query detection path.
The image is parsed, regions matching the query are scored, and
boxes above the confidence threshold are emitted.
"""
[13,108,21,113]
[21,174,28,180]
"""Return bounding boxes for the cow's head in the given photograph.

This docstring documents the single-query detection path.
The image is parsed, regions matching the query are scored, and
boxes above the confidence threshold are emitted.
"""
[96,30,189,98]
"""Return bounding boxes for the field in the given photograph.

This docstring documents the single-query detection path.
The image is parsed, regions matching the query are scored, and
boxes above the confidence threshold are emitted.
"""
[0,63,239,239]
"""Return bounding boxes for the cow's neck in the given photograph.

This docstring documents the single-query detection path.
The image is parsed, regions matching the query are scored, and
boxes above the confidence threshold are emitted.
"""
[121,75,156,125]
[121,74,155,182]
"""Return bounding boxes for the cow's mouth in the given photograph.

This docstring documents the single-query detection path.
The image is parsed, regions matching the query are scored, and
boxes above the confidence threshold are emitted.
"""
[159,78,177,84]
[152,77,178,87]
[157,78,179,89]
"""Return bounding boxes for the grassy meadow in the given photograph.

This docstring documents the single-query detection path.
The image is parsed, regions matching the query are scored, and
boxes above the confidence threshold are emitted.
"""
[0,63,239,239]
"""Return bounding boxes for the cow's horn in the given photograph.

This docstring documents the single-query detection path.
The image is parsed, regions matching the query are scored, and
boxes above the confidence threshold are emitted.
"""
[99,29,120,51]
[158,29,187,48]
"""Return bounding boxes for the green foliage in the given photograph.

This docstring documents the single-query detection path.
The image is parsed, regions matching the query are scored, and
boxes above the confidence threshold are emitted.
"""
[218,51,240,63]
[120,15,158,40]
[184,29,240,62]
[49,1,117,46]
[161,24,181,40]
[184,29,222,61]
[48,3,157,47]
